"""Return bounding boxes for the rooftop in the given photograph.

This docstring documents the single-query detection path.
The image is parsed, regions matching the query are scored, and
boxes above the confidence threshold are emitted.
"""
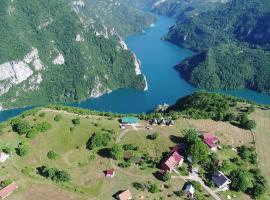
[118,189,132,200]
[121,117,139,124]
[0,182,17,199]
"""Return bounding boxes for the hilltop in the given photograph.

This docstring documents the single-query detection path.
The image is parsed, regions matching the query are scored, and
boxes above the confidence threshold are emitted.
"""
[0,92,269,200]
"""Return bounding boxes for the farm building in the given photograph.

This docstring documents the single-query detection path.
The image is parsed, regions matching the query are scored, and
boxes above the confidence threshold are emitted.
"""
[0,182,17,199]
[0,152,9,163]
[184,183,195,199]
[203,133,219,151]
[161,151,183,173]
[105,169,115,178]
[117,189,132,200]
[120,117,139,125]
[212,171,231,191]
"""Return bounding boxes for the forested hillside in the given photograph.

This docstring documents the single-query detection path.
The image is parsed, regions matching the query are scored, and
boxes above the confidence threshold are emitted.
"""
[155,0,270,94]
[0,0,154,109]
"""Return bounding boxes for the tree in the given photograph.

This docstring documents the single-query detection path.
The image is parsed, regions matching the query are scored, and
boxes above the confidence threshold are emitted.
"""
[36,122,51,132]
[184,129,198,145]
[26,128,39,138]
[149,183,159,193]
[16,142,29,157]
[86,132,111,150]
[47,151,59,160]
[123,144,138,151]
[147,132,159,140]
[110,144,124,160]
[188,139,209,163]
[133,182,145,191]
[162,171,171,182]
[230,170,253,192]
[12,120,31,135]
[2,147,12,154]
[72,117,80,126]
[54,114,62,122]
[37,165,71,182]
[0,179,12,188]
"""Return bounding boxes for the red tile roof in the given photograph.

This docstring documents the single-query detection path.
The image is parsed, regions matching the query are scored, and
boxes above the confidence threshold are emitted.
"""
[204,138,218,148]
[0,182,17,199]
[161,151,183,172]
[106,169,115,176]
[203,133,218,142]
[118,189,132,200]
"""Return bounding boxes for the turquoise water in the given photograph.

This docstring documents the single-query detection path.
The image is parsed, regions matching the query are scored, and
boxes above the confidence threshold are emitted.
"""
[0,15,270,122]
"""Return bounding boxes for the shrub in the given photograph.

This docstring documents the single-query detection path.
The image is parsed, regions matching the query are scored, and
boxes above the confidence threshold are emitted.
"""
[0,179,12,188]
[26,128,39,138]
[36,122,52,132]
[118,161,131,168]
[123,144,138,151]
[72,117,80,126]
[162,171,171,182]
[149,183,159,193]
[2,147,12,154]
[21,166,34,176]
[47,151,59,160]
[39,112,46,118]
[86,132,111,150]
[37,165,71,182]
[147,132,159,140]
[54,114,62,122]
[12,120,31,135]
[133,182,145,191]
[16,142,29,157]
[110,144,124,160]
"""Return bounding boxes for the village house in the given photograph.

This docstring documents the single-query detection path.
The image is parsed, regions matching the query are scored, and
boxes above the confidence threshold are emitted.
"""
[184,183,195,199]
[0,182,17,199]
[161,151,184,173]
[117,189,132,200]
[149,118,175,126]
[105,169,115,178]
[0,152,9,163]
[120,117,139,127]
[203,133,219,151]
[212,171,231,191]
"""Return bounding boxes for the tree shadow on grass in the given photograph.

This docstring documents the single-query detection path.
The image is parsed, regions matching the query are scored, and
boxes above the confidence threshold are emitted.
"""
[97,147,111,158]
[169,135,185,144]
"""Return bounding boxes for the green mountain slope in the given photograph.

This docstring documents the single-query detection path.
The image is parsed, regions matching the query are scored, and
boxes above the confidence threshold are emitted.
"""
[154,0,270,94]
[0,0,153,109]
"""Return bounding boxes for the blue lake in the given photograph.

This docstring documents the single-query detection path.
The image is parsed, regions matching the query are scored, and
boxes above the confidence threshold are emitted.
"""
[1,15,270,122]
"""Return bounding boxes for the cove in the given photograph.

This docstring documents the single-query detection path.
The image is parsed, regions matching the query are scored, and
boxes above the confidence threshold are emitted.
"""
[1,14,270,122]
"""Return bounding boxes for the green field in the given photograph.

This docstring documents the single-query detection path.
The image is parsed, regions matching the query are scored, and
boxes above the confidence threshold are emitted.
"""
[0,107,269,200]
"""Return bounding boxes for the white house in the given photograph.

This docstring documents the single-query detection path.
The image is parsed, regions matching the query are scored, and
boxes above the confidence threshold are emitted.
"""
[0,152,9,163]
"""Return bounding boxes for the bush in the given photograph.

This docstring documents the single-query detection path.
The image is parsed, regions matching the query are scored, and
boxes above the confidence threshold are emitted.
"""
[118,161,131,168]
[149,183,159,193]
[110,144,124,160]
[123,144,138,151]
[0,179,12,188]
[21,166,34,176]
[147,132,159,140]
[47,151,59,160]
[86,132,112,150]
[162,171,171,182]
[36,122,52,132]
[54,114,62,122]
[2,147,12,154]
[37,165,71,182]
[72,117,80,126]
[39,112,46,118]
[133,182,145,191]
[12,120,31,135]
[16,142,29,157]
[26,128,39,138]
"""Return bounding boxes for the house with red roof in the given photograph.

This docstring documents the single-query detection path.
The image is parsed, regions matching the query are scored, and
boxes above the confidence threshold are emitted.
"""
[161,151,183,173]
[203,133,218,151]
[117,189,132,200]
[0,182,17,199]
[105,169,115,178]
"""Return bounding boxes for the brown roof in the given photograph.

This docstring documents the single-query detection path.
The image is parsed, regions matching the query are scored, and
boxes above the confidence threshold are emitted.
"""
[118,189,132,200]
[0,182,17,199]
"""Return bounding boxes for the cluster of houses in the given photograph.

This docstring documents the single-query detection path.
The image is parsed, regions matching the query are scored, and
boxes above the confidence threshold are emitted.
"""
[149,118,175,126]
[0,152,17,199]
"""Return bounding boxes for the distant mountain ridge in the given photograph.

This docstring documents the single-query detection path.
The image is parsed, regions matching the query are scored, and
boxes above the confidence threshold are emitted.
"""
[0,0,154,109]
[153,0,270,94]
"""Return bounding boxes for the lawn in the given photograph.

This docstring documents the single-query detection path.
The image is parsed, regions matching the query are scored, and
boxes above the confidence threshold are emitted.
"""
[251,108,270,187]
